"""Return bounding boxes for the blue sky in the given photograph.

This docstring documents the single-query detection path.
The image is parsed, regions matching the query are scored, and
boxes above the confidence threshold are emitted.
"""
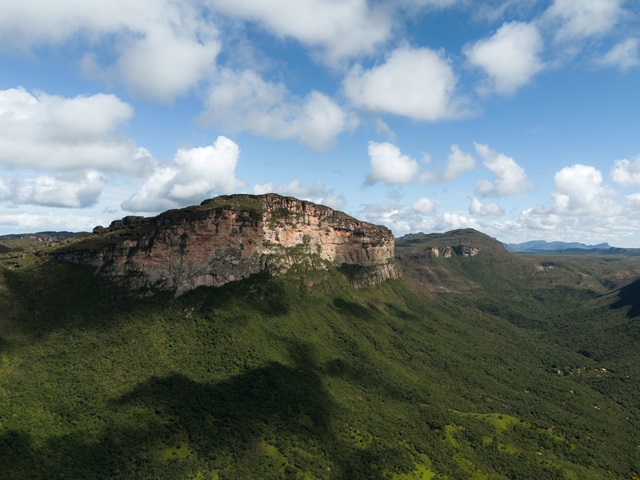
[1,0,639,246]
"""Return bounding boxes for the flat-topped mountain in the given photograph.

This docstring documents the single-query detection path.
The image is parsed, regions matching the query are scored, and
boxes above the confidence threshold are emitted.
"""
[395,228,528,291]
[54,194,399,294]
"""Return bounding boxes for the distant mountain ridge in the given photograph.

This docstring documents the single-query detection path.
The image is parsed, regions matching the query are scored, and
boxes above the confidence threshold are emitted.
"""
[505,240,611,253]
[504,239,640,254]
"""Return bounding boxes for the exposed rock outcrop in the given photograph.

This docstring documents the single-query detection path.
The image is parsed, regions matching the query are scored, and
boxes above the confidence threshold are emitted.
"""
[424,246,480,258]
[54,194,399,294]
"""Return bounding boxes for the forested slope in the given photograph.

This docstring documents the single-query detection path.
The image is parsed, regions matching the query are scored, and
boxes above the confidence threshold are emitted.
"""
[0,230,637,479]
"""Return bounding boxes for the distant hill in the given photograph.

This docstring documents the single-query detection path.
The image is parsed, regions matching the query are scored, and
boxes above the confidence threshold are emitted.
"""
[0,231,87,253]
[395,228,530,293]
[0,231,86,242]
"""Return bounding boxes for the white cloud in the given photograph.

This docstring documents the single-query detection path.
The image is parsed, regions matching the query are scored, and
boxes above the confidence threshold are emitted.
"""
[0,212,99,234]
[361,201,481,236]
[208,0,390,63]
[626,193,640,203]
[413,197,437,215]
[436,212,481,231]
[505,205,640,246]
[442,144,476,181]
[344,46,463,121]
[252,179,345,209]
[612,155,640,187]
[409,0,458,8]
[469,197,504,217]
[597,38,640,71]
[465,21,544,95]
[474,143,534,196]
[545,0,624,41]
[0,178,20,202]
[200,69,352,150]
[515,207,563,231]
[0,1,221,102]
[359,202,415,235]
[552,164,619,216]
[122,136,244,212]
[474,0,541,23]
[366,141,420,185]
[0,87,151,174]
[22,171,105,208]
[421,144,476,182]
[110,26,219,102]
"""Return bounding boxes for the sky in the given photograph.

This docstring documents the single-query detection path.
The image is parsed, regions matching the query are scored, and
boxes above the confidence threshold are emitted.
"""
[0,0,639,246]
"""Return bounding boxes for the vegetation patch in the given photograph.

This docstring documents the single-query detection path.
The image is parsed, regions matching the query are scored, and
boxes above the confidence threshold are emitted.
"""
[0,234,638,479]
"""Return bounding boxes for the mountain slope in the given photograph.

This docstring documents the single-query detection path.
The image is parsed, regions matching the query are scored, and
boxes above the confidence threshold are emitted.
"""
[0,209,638,479]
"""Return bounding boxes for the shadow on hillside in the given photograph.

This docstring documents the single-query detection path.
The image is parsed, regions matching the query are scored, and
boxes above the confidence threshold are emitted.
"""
[0,261,288,348]
[0,342,409,480]
[183,271,290,318]
[332,298,373,320]
[610,278,640,318]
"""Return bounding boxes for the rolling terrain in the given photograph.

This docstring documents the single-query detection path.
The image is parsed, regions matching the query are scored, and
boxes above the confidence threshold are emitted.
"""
[0,198,638,479]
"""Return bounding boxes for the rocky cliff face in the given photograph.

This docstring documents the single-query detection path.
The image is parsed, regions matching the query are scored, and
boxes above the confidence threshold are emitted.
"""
[54,194,399,294]
[423,246,480,258]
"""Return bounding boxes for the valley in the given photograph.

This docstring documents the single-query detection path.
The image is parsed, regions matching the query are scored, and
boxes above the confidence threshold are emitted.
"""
[0,196,638,479]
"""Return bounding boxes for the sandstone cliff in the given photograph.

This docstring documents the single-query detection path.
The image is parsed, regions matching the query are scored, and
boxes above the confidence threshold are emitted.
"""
[54,194,399,294]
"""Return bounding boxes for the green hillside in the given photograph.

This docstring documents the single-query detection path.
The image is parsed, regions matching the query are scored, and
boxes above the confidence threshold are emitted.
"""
[0,232,638,479]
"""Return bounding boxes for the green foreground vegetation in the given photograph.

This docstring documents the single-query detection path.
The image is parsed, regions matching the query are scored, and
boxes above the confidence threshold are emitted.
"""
[0,233,639,479]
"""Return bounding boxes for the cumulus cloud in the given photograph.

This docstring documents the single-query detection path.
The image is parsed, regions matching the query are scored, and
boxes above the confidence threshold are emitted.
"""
[412,197,437,215]
[252,179,345,209]
[0,169,105,210]
[597,38,640,71]
[209,0,390,63]
[465,21,544,95]
[442,145,476,181]
[544,0,624,41]
[552,164,619,216]
[439,212,480,230]
[0,178,20,203]
[474,143,534,196]
[515,207,563,231]
[344,47,463,121]
[502,163,626,242]
[200,69,352,150]
[108,26,219,102]
[366,141,420,185]
[359,202,416,235]
[469,198,504,217]
[22,171,105,208]
[361,201,483,236]
[0,87,151,173]
[421,144,475,182]
[626,193,640,206]
[612,155,640,187]
[122,136,244,212]
[0,1,221,102]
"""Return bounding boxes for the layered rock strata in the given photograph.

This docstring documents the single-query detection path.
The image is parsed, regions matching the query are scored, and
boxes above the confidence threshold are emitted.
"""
[54,194,399,294]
